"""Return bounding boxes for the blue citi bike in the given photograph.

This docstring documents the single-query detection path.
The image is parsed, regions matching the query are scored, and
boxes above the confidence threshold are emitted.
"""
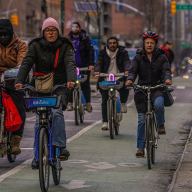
[24,84,66,192]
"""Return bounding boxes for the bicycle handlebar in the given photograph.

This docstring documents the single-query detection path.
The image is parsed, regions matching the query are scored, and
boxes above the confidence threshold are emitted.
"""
[127,84,174,92]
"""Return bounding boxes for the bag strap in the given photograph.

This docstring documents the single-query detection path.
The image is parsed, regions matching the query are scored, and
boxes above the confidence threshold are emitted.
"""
[53,48,60,70]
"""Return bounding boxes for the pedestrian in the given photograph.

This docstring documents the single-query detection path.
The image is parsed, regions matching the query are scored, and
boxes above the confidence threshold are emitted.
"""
[126,31,172,157]
[15,17,76,168]
[67,21,94,112]
[95,36,130,130]
[0,19,27,155]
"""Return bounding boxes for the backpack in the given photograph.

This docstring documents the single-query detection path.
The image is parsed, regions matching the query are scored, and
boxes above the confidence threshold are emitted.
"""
[1,90,23,132]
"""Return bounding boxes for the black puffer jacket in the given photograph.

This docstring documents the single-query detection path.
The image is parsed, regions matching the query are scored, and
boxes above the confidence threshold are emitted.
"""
[16,37,76,85]
[95,46,130,82]
[128,48,172,113]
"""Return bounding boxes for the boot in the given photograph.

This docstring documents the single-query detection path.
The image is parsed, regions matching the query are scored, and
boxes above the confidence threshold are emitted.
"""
[10,135,21,155]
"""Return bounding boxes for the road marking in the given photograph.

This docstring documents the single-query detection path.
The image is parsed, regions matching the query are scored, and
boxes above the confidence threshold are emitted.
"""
[0,159,32,183]
[176,85,186,89]
[67,120,101,143]
[84,162,116,170]
[0,120,101,183]
[61,180,91,190]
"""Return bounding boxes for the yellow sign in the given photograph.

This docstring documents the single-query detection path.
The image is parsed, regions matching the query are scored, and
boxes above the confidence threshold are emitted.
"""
[10,14,19,26]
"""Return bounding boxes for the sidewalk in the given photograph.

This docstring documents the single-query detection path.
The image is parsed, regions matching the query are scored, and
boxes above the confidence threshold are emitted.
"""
[171,128,192,192]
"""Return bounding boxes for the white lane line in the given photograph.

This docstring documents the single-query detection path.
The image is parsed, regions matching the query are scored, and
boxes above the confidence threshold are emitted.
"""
[0,120,101,183]
[0,159,32,183]
[176,85,186,89]
[67,120,101,143]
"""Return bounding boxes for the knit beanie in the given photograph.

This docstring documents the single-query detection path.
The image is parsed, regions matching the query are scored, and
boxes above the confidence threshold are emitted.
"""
[41,17,60,34]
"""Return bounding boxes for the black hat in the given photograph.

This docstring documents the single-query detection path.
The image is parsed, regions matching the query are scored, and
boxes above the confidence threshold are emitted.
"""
[0,19,13,37]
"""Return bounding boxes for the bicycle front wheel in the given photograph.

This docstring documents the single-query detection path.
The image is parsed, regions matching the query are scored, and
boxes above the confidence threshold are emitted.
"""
[145,115,152,169]
[108,100,115,139]
[74,90,80,125]
[151,113,157,164]
[39,127,50,192]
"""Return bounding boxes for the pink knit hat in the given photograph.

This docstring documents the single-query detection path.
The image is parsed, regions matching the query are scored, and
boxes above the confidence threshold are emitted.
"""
[41,17,60,33]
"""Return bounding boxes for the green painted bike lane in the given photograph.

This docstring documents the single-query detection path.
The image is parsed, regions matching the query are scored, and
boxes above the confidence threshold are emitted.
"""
[0,100,191,192]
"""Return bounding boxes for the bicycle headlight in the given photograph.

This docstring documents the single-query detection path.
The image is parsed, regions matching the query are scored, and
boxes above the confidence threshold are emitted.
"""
[110,88,113,91]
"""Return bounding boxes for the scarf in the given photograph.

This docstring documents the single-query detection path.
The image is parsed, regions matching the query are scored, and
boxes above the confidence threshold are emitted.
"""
[106,47,119,74]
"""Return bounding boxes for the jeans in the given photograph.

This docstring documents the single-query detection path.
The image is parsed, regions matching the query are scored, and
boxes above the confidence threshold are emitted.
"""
[34,108,66,150]
[99,86,129,122]
[137,96,164,149]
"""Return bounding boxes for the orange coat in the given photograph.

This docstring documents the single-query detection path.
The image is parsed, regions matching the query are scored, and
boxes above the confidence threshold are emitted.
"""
[0,34,27,72]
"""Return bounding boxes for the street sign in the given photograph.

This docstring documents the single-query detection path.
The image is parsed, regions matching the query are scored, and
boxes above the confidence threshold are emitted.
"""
[74,2,97,12]
[176,4,192,10]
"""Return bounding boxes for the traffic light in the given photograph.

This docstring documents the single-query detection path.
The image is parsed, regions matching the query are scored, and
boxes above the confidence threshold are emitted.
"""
[170,0,176,16]
[10,14,19,26]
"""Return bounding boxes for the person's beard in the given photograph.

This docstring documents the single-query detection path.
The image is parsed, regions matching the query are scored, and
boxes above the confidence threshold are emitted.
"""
[0,36,12,46]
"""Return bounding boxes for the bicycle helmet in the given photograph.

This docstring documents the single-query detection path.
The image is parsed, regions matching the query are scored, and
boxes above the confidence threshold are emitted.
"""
[142,31,159,42]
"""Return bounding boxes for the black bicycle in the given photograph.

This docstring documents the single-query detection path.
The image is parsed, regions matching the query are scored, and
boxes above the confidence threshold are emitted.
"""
[132,84,173,169]
[24,84,66,192]
[73,67,88,125]
[0,68,21,163]
[98,73,125,139]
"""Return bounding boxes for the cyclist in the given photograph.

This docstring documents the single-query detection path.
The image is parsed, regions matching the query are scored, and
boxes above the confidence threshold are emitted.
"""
[67,21,94,112]
[0,19,27,155]
[126,31,172,157]
[95,36,130,130]
[15,17,76,168]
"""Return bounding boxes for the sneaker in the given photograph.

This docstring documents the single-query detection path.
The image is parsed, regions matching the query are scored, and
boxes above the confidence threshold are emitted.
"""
[101,122,108,131]
[121,103,127,113]
[60,148,70,161]
[66,102,73,111]
[136,149,145,158]
[31,158,39,169]
[158,125,166,135]
[86,103,92,113]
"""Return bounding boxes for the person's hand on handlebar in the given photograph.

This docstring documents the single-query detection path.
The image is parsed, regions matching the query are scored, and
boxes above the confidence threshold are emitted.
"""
[67,81,75,89]
[125,80,133,86]
[15,83,23,90]
[164,79,172,85]
[94,71,100,77]
[88,65,94,72]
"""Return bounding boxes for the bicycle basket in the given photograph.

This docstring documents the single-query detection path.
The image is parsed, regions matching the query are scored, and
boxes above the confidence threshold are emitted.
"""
[99,81,123,90]
[25,96,59,109]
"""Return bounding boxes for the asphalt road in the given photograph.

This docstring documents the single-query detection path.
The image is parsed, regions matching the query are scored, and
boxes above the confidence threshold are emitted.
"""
[0,77,192,192]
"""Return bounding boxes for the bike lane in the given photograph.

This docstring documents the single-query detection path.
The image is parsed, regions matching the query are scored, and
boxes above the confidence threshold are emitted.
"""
[0,90,191,192]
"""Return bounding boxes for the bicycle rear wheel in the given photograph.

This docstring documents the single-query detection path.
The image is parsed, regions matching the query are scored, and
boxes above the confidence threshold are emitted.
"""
[79,104,84,123]
[6,133,16,163]
[145,115,152,169]
[108,100,115,139]
[39,127,50,192]
[74,91,80,125]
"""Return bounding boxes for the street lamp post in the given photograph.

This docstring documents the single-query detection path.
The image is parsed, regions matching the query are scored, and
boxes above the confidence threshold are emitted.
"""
[60,0,64,35]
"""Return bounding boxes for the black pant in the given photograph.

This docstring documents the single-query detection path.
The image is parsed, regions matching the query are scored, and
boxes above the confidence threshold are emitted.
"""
[99,85,129,122]
[68,71,91,103]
